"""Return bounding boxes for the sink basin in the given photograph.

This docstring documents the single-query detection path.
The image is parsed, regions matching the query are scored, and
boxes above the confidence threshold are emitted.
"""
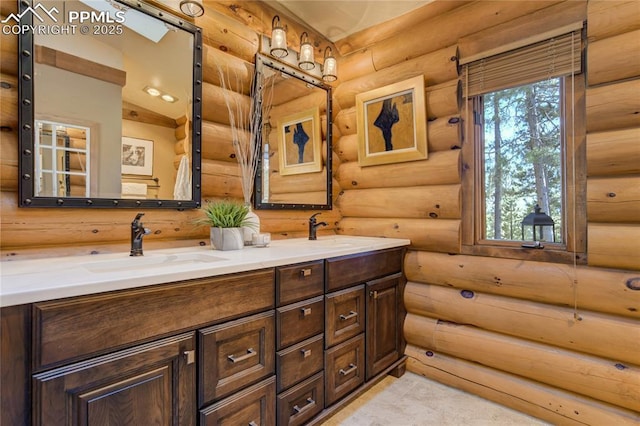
[84,252,227,273]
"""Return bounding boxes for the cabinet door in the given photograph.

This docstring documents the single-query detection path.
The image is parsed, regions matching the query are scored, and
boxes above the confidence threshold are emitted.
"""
[33,332,195,426]
[276,296,324,350]
[366,273,402,380]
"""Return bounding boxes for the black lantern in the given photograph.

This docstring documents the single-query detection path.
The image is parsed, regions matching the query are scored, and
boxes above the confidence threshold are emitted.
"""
[521,204,555,242]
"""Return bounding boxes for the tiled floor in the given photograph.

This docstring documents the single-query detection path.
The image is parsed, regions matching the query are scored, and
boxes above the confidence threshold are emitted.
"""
[322,372,550,426]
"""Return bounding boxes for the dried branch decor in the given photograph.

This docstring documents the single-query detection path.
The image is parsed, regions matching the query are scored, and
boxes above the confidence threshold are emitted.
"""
[216,64,275,205]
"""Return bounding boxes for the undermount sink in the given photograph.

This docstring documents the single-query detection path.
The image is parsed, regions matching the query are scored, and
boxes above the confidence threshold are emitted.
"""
[84,252,227,273]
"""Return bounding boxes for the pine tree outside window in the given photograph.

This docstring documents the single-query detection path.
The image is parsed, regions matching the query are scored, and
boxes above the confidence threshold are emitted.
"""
[461,28,587,264]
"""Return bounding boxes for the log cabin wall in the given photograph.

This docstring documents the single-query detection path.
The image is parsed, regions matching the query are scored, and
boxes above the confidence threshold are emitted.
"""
[0,0,639,423]
[333,0,640,424]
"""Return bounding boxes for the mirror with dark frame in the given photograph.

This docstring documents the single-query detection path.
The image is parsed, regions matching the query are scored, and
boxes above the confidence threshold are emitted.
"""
[254,53,332,210]
[18,0,202,208]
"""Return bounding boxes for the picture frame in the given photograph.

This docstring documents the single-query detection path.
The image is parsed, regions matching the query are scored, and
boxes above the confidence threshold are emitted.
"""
[356,75,428,167]
[276,107,322,176]
[121,137,153,176]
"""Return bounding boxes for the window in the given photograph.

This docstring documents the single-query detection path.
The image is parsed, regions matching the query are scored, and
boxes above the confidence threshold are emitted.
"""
[461,29,586,263]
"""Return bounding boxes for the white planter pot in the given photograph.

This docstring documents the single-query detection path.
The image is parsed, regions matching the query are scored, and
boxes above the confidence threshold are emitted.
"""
[210,227,244,251]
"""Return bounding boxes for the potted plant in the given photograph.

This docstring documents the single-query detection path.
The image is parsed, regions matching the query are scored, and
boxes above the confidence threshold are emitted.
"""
[197,200,252,250]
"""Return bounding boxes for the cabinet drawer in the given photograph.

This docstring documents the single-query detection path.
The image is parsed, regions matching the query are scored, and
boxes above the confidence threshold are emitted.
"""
[326,248,404,292]
[200,376,276,426]
[277,372,324,426]
[276,260,324,306]
[199,311,275,406]
[276,335,324,392]
[276,296,324,350]
[33,268,274,370]
[324,334,365,406]
[325,285,365,348]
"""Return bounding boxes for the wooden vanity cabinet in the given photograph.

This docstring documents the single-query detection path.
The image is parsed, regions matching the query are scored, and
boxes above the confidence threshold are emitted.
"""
[1,246,407,426]
[323,248,405,409]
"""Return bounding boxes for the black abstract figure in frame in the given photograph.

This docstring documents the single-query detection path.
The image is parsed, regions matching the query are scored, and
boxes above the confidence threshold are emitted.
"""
[374,98,400,151]
[288,122,310,163]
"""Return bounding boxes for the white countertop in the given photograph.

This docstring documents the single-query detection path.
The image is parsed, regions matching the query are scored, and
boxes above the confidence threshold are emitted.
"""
[0,236,409,307]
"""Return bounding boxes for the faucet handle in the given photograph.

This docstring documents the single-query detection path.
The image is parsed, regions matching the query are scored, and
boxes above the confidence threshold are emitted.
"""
[309,212,321,223]
[132,212,145,226]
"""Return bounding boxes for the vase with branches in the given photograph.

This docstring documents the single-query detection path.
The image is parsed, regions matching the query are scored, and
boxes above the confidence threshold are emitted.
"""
[216,62,275,244]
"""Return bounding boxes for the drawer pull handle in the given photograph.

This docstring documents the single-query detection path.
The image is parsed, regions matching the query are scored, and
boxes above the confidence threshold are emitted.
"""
[339,311,358,321]
[370,290,379,299]
[300,268,312,277]
[227,348,257,363]
[293,397,316,414]
[183,350,195,365]
[301,349,312,358]
[248,422,258,426]
[339,363,358,376]
[301,307,312,316]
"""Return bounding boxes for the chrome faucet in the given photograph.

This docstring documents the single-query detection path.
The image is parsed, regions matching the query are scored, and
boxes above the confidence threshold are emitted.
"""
[309,213,328,240]
[130,213,151,256]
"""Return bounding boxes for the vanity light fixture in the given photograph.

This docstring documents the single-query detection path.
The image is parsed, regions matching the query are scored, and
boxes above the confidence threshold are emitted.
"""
[179,0,204,17]
[270,15,288,58]
[322,46,337,82]
[263,16,338,81]
[298,32,315,70]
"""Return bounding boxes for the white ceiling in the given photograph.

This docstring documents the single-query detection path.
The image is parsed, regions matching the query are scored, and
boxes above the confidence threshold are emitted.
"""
[271,0,433,42]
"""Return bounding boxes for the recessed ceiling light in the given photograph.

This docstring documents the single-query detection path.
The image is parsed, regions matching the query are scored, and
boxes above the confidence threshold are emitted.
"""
[144,86,161,97]
[161,94,177,103]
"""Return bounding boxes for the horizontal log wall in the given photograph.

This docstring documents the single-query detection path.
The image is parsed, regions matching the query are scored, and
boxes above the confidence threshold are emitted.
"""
[0,2,339,257]
[333,0,640,423]
[585,0,640,272]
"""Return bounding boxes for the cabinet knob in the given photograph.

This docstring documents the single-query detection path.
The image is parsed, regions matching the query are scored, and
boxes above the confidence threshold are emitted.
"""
[248,422,258,426]
[301,349,312,358]
[300,307,312,317]
[370,290,379,299]
[183,350,195,365]
[300,268,312,277]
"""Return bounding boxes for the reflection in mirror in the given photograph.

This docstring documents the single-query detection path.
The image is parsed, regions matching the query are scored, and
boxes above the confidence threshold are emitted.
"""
[254,53,332,210]
[18,0,202,208]
[35,120,90,197]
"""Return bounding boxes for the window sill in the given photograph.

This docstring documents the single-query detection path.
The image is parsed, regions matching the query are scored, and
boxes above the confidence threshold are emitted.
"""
[461,244,587,265]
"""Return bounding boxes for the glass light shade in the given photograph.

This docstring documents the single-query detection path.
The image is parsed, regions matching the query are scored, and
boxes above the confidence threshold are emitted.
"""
[270,27,288,58]
[323,56,337,82]
[179,0,204,17]
[298,42,315,70]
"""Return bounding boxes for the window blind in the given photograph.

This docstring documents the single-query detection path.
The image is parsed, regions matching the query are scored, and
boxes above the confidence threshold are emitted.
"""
[463,30,582,97]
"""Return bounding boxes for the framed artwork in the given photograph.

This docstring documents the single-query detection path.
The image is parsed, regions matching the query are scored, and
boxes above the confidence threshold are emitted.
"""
[277,107,322,175]
[356,75,428,167]
[121,137,153,176]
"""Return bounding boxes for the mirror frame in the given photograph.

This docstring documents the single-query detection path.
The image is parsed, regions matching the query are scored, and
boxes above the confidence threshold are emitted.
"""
[18,0,203,209]
[253,53,333,211]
